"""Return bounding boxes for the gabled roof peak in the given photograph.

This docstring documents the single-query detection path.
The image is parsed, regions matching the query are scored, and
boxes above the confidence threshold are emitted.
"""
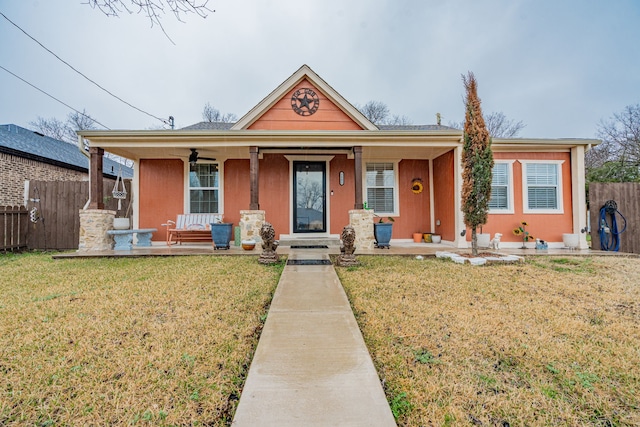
[231,65,377,130]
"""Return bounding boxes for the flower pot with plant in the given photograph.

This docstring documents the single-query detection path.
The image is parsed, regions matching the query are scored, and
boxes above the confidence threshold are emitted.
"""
[373,216,394,249]
[513,221,535,249]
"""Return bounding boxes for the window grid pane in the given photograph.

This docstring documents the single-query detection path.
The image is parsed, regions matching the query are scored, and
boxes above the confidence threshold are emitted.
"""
[526,163,558,210]
[189,163,219,214]
[366,163,395,213]
[489,163,509,209]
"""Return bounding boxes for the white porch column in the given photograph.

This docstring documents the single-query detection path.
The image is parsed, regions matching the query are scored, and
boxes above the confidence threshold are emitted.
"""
[571,145,589,249]
[453,145,468,248]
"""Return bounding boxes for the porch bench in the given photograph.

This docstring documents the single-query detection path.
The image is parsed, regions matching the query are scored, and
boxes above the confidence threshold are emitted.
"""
[107,228,157,250]
[162,214,223,245]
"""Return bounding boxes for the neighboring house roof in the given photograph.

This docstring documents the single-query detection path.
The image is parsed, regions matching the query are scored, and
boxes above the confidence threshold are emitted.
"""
[0,124,133,179]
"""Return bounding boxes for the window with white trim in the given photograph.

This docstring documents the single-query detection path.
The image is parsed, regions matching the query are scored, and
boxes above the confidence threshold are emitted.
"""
[489,161,513,213]
[522,161,563,213]
[189,163,220,213]
[365,162,396,214]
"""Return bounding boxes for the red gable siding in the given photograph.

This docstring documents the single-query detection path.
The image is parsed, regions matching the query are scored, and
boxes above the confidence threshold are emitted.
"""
[248,79,363,131]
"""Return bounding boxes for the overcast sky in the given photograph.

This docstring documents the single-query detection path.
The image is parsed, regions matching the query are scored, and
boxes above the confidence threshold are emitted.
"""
[1,0,639,139]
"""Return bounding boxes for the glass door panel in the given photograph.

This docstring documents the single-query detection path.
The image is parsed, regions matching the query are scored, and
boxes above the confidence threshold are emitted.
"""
[293,162,326,233]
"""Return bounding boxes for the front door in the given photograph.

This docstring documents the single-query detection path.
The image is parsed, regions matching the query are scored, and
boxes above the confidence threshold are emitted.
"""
[293,161,326,233]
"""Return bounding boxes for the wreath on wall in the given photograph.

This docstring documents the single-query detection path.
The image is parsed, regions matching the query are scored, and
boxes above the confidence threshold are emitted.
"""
[411,178,424,194]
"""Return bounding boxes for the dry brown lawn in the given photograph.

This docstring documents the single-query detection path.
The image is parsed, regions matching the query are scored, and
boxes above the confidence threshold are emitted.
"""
[337,255,640,426]
[0,252,283,426]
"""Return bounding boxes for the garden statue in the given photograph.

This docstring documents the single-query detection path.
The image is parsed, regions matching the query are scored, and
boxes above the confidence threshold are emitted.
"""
[259,222,279,264]
[337,225,359,267]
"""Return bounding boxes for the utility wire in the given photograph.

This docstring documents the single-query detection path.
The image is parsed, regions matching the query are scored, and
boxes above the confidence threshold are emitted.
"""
[0,11,169,125]
[0,64,111,130]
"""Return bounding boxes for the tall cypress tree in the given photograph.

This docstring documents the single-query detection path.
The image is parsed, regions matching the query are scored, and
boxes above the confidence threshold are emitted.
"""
[461,72,494,256]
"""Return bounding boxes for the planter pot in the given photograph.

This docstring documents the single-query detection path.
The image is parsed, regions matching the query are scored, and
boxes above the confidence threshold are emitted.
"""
[210,223,233,250]
[563,233,580,249]
[413,232,423,243]
[241,239,256,251]
[431,234,441,244]
[113,218,130,230]
[423,233,432,243]
[374,223,393,249]
[476,233,491,249]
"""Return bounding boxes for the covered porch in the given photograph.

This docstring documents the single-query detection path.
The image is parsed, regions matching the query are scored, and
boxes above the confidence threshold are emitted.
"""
[78,129,469,252]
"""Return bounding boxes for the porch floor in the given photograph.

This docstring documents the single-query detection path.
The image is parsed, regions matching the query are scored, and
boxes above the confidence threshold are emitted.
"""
[52,241,628,259]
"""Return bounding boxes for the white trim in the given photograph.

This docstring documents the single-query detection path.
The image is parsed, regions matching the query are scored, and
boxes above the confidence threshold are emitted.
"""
[429,158,435,232]
[132,159,140,229]
[363,160,400,217]
[571,146,589,249]
[285,155,334,236]
[454,146,467,248]
[521,160,564,214]
[184,160,225,216]
[489,160,515,214]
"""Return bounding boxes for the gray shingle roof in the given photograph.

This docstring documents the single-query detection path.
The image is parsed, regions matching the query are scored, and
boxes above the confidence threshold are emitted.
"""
[181,121,235,130]
[181,121,459,132]
[378,124,460,131]
[0,124,132,178]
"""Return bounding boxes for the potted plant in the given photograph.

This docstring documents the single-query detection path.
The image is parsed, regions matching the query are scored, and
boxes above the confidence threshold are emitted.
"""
[374,216,394,249]
[513,221,535,249]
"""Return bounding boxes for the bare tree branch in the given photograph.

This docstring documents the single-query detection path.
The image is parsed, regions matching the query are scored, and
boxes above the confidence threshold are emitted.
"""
[84,0,213,43]
[356,101,413,126]
[202,103,237,123]
[449,111,525,138]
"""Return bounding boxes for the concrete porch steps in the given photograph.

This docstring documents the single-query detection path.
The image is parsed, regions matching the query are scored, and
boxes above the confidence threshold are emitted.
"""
[277,237,341,247]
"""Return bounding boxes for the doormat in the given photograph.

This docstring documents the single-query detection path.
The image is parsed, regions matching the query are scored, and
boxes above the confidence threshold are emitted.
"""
[286,259,332,266]
[290,245,329,249]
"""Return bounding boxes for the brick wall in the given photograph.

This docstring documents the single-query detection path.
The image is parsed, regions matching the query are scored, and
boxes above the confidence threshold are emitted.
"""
[0,152,87,205]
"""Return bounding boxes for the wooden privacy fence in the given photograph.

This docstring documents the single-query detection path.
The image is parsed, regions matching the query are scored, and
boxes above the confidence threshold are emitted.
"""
[589,183,640,254]
[27,179,132,250]
[0,205,28,252]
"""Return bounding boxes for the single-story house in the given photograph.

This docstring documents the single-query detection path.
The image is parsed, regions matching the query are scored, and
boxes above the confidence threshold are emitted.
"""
[78,65,598,249]
[0,124,132,206]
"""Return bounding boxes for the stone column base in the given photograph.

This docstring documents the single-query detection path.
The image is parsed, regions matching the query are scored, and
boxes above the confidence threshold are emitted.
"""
[240,210,266,242]
[78,209,116,251]
[349,209,375,250]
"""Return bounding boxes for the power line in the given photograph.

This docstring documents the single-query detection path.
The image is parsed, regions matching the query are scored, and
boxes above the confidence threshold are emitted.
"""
[0,11,169,125]
[0,64,111,130]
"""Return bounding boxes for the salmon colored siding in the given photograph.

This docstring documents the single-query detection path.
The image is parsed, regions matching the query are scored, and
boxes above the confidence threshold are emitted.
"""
[224,159,250,227]
[432,151,456,241]
[478,152,573,243]
[248,79,362,131]
[396,160,431,238]
[139,159,184,241]
[259,154,290,235]
[329,155,355,234]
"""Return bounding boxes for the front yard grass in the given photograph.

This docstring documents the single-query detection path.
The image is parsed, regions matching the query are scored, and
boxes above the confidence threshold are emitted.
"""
[337,256,640,426]
[0,252,283,426]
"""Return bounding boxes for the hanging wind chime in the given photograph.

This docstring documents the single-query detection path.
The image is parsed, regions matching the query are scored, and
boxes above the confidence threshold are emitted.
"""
[112,165,127,210]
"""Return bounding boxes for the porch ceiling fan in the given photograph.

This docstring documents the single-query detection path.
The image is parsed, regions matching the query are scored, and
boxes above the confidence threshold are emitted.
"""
[188,148,216,166]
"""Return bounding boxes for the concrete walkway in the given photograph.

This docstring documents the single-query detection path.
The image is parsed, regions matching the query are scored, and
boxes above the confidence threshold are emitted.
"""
[232,249,396,426]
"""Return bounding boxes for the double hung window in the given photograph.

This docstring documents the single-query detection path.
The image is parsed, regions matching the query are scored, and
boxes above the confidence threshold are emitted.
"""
[365,162,397,215]
[522,161,563,213]
[189,163,220,213]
